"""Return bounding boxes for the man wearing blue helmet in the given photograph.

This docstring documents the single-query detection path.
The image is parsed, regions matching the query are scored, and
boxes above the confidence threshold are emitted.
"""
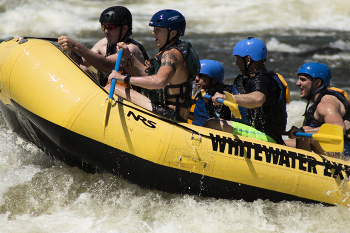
[204,37,289,145]
[188,60,232,126]
[108,9,200,122]
[286,63,350,157]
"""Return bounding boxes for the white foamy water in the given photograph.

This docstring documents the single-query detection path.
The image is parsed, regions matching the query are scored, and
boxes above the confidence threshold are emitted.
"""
[2,0,350,38]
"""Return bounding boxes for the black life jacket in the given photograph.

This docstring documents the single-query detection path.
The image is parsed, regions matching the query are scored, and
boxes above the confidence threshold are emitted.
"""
[303,88,350,131]
[234,70,289,144]
[98,38,149,86]
[142,40,200,115]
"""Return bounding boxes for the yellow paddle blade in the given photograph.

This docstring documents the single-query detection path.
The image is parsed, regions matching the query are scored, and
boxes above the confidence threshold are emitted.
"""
[224,92,242,119]
[200,90,241,119]
[103,99,113,127]
[314,123,344,152]
[200,89,209,103]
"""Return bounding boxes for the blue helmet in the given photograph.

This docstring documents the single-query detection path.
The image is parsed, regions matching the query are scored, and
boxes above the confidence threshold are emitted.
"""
[149,9,186,36]
[297,62,332,86]
[199,60,225,84]
[232,37,268,61]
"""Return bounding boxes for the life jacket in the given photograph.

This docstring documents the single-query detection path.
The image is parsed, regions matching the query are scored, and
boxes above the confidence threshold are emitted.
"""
[273,72,290,129]
[233,70,289,144]
[187,86,232,126]
[231,77,248,123]
[98,38,149,87]
[142,40,200,117]
[304,87,350,128]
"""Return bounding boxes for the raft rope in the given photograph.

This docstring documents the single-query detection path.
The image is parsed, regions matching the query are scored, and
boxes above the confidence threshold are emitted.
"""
[114,97,346,174]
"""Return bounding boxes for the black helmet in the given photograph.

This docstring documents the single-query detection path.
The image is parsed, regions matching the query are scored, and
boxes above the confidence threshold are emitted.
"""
[99,6,132,30]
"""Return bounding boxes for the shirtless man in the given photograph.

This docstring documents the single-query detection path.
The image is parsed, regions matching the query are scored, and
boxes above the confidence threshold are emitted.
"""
[58,6,148,86]
[285,63,350,157]
[107,9,200,122]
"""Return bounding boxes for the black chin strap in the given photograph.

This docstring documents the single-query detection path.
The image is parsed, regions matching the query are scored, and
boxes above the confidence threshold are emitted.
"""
[302,79,326,125]
[159,31,178,52]
[118,27,129,43]
[242,57,257,77]
[209,78,220,88]
[302,79,314,125]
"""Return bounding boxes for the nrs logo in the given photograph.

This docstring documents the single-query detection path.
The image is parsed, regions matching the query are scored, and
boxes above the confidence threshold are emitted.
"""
[168,15,179,21]
[127,111,156,128]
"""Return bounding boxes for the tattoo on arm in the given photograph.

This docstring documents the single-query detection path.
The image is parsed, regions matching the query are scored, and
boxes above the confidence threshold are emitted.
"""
[161,52,178,72]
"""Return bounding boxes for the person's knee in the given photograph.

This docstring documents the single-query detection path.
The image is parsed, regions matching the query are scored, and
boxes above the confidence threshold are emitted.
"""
[203,118,222,130]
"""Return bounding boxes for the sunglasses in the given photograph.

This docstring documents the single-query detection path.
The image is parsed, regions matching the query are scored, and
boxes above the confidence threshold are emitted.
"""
[101,24,119,31]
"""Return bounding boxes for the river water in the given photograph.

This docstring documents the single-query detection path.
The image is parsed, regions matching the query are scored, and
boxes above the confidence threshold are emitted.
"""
[1,0,350,232]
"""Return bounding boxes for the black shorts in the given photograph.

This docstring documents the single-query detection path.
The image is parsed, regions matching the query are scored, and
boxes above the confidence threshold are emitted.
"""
[151,103,186,122]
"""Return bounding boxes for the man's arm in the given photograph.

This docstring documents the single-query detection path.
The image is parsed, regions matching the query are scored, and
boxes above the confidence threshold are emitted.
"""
[232,91,266,108]
[58,36,116,71]
[211,91,266,108]
[312,95,346,134]
[108,49,180,89]
[118,43,147,76]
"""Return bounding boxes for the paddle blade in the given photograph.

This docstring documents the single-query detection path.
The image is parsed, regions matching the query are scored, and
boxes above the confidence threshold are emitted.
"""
[201,89,209,103]
[224,92,241,119]
[314,123,344,152]
[103,99,113,127]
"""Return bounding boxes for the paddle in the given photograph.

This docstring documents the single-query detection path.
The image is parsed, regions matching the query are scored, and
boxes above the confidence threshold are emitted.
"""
[201,89,242,119]
[103,47,123,127]
[288,123,344,152]
[23,37,58,42]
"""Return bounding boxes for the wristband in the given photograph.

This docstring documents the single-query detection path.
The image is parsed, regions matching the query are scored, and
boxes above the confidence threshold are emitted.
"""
[124,75,131,85]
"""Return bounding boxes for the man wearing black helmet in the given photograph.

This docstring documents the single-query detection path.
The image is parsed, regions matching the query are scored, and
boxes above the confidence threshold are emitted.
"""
[107,9,200,122]
[58,6,148,87]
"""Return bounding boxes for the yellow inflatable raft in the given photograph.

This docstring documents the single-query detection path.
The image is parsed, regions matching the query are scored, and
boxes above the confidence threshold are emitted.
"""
[1,38,350,207]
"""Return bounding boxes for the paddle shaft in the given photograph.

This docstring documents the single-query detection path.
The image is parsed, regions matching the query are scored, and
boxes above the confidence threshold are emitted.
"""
[108,49,124,99]
[284,130,341,141]
[104,48,123,128]
[23,37,58,42]
[203,94,235,108]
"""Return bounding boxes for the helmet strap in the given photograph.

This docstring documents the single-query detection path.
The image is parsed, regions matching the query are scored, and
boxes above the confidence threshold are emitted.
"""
[209,78,220,88]
[242,57,255,77]
[118,26,129,43]
[302,79,315,125]
[159,30,178,52]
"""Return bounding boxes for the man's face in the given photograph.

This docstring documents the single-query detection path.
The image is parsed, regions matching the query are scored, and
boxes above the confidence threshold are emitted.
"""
[296,74,313,99]
[195,73,211,89]
[102,24,122,44]
[235,56,245,74]
[152,27,169,48]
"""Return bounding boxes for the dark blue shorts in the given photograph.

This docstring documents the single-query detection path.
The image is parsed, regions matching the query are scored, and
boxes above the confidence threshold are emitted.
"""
[344,140,350,156]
